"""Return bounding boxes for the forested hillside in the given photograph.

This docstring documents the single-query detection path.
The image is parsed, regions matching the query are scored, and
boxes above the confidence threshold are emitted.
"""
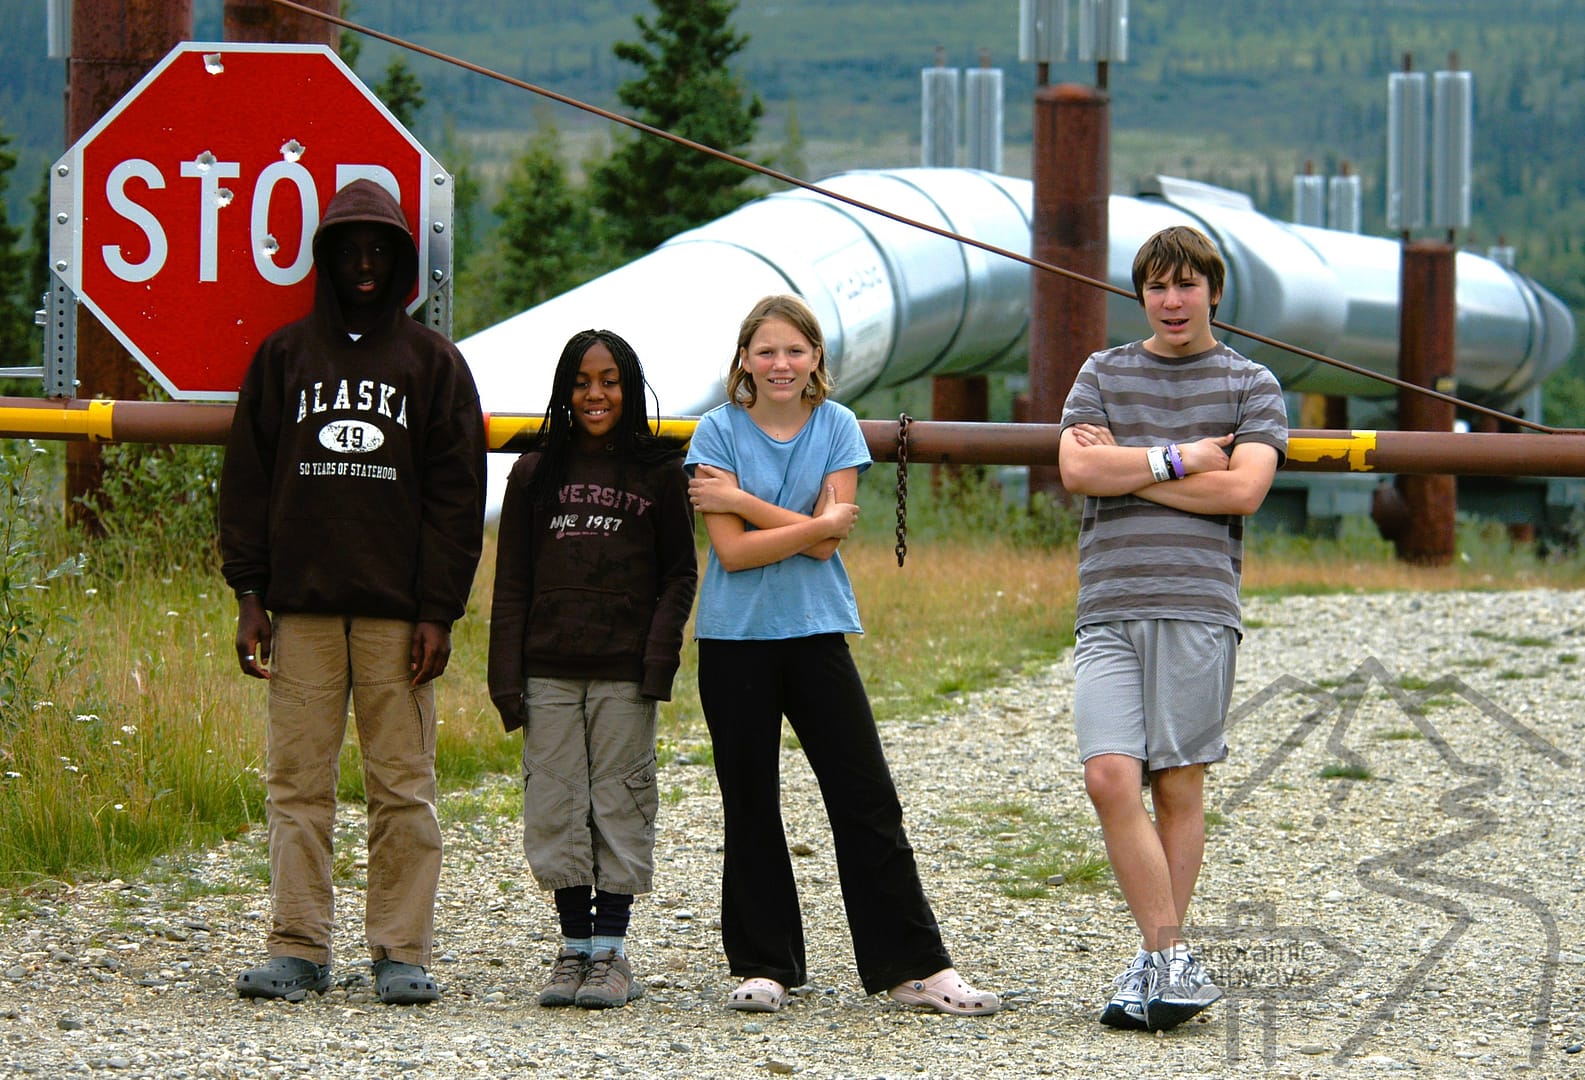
[0,0,1580,372]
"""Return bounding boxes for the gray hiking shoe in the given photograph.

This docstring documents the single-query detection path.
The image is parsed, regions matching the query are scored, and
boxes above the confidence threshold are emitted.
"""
[538,947,589,1007]
[1144,950,1222,1031]
[1097,950,1151,1030]
[574,948,644,1009]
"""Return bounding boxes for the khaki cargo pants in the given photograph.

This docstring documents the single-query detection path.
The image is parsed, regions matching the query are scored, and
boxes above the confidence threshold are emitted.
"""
[264,614,441,968]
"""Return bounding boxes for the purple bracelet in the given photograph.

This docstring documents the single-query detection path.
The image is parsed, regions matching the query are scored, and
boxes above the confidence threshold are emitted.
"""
[1165,443,1186,480]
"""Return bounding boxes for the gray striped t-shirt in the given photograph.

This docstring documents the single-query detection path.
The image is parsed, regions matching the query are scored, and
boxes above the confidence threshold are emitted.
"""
[1060,340,1288,634]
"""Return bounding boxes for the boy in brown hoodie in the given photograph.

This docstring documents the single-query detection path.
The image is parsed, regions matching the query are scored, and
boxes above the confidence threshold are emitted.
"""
[219,179,486,1005]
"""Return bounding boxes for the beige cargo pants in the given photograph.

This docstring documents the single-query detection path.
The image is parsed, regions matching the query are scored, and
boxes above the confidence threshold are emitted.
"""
[263,613,441,968]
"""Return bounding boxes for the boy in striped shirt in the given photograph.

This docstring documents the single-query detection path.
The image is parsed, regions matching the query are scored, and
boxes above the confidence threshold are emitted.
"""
[1058,225,1288,1031]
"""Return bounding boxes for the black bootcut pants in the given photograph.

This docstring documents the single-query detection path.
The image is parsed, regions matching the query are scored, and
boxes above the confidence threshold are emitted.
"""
[697,634,952,994]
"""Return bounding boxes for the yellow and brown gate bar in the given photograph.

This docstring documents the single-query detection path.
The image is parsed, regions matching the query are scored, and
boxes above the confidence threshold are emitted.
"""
[5,396,1585,477]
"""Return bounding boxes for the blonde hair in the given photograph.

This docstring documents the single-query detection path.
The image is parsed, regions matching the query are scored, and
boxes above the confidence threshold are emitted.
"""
[725,294,834,407]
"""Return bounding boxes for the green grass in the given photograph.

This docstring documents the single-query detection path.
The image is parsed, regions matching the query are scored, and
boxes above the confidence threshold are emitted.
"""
[5,438,1585,890]
[0,447,1080,888]
[1470,629,1556,648]
[141,857,257,905]
[942,800,1111,900]
[1320,763,1373,781]
[440,782,520,825]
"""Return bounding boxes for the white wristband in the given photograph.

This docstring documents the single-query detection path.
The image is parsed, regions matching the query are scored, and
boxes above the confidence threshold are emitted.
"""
[1147,446,1172,483]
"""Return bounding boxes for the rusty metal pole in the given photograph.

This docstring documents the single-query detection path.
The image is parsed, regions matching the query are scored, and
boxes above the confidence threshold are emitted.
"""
[1027,83,1109,505]
[10,399,1585,475]
[1393,240,1458,564]
[222,0,339,46]
[64,0,193,525]
[929,374,989,490]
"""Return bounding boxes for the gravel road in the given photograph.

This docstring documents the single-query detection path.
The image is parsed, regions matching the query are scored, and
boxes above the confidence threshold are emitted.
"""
[4,589,1584,1078]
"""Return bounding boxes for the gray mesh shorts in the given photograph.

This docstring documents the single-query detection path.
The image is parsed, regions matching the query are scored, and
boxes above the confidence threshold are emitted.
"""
[1071,619,1237,772]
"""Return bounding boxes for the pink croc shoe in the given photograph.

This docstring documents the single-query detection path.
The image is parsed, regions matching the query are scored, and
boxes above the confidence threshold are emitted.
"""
[889,968,1001,1015]
[727,977,786,1013]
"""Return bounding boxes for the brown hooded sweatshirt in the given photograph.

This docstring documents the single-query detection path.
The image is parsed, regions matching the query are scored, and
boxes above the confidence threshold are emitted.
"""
[218,179,486,626]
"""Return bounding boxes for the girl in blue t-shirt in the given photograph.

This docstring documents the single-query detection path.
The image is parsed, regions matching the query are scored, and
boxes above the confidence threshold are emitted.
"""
[685,294,999,1017]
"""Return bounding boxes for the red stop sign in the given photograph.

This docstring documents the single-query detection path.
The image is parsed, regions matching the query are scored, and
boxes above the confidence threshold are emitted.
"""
[51,42,450,401]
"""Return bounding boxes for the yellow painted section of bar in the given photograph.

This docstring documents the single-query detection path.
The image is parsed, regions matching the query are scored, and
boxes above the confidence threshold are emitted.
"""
[482,414,538,450]
[0,401,115,442]
[485,414,699,451]
[1287,430,1378,472]
[88,400,115,442]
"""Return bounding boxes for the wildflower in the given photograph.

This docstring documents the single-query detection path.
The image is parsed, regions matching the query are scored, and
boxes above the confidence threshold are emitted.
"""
[84,588,98,597]
[120,725,136,735]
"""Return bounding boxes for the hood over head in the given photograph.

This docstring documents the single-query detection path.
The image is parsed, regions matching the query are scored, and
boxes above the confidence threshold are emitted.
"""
[310,178,419,327]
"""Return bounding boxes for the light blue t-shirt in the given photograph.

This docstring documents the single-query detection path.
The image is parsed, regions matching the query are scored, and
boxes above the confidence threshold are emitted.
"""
[685,400,872,640]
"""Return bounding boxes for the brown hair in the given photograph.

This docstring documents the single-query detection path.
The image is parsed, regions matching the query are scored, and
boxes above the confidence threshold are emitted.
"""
[1130,225,1226,318]
[725,294,834,407]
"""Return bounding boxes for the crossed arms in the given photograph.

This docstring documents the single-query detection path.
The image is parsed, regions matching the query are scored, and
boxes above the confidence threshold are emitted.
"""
[689,464,860,572]
[1058,424,1280,517]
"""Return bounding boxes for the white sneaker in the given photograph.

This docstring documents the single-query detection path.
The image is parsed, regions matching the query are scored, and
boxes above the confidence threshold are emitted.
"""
[1097,950,1152,1030]
[1144,949,1222,1031]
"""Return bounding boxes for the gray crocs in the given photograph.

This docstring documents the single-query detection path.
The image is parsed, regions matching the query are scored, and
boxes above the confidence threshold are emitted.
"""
[235,956,331,1002]
[374,958,440,1005]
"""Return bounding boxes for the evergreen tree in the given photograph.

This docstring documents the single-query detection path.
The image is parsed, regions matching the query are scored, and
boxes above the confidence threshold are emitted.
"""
[339,0,362,70]
[456,125,600,338]
[772,99,809,189]
[438,119,482,272]
[497,126,595,306]
[0,130,33,371]
[342,3,423,135]
[588,0,764,259]
[27,168,50,313]
[375,56,426,130]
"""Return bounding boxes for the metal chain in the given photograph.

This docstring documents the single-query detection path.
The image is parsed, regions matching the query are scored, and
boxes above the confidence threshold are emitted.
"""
[894,413,911,567]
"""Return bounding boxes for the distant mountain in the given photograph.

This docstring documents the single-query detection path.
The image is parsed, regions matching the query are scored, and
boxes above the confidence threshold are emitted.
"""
[2,0,1580,364]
